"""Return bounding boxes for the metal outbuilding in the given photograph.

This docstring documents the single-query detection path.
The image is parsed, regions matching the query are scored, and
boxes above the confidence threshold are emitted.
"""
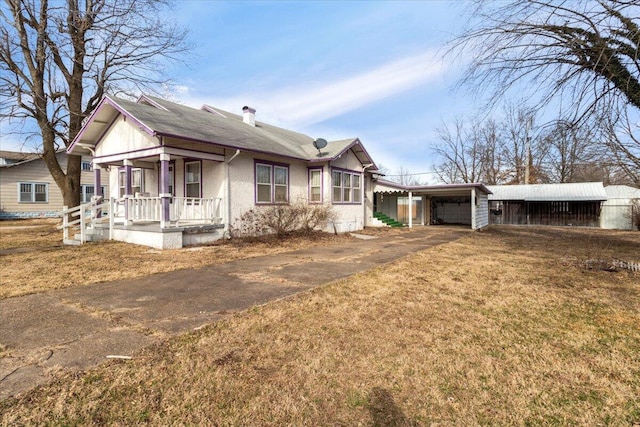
[486,182,608,227]
[601,185,640,230]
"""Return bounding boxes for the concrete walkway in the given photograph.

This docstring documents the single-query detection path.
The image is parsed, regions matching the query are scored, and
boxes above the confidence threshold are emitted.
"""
[0,226,470,399]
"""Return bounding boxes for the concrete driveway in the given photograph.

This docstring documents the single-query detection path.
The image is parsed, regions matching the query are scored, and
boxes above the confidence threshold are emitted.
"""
[0,226,470,399]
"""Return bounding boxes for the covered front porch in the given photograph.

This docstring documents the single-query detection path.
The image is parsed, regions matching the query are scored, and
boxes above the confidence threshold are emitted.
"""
[62,194,225,249]
[65,139,230,248]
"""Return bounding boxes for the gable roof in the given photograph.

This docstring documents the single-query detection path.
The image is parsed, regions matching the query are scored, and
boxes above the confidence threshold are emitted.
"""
[0,150,40,167]
[69,95,378,169]
[487,182,607,202]
[0,150,40,166]
[604,185,640,199]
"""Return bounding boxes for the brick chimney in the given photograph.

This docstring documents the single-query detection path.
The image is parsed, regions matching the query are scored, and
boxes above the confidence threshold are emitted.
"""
[242,106,256,126]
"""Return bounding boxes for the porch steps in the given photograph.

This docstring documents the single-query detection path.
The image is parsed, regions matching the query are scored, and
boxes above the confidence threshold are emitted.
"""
[373,212,404,227]
[64,238,82,246]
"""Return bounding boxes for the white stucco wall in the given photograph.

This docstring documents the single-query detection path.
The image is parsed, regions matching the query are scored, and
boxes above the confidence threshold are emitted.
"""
[226,149,367,233]
[94,116,158,158]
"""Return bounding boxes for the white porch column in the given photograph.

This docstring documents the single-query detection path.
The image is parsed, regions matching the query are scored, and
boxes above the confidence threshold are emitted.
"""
[471,187,477,230]
[408,191,413,228]
[160,153,171,228]
[124,160,133,225]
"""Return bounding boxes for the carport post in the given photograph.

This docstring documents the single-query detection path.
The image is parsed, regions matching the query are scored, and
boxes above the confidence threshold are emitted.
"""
[408,191,413,228]
[471,187,476,230]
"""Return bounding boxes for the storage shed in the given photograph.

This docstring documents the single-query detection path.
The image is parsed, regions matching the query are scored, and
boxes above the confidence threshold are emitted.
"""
[601,185,640,230]
[486,182,607,227]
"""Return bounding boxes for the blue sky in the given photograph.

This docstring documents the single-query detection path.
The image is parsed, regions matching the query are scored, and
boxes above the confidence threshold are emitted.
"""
[2,1,477,183]
[163,0,475,182]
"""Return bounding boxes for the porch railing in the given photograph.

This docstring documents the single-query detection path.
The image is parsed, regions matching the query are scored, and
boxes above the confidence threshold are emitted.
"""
[61,196,224,245]
[118,196,223,225]
[60,197,114,244]
[172,197,223,225]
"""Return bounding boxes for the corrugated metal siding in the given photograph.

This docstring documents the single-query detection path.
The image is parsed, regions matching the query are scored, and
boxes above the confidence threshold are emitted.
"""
[475,192,489,229]
[487,182,607,202]
[0,153,105,216]
[600,204,634,230]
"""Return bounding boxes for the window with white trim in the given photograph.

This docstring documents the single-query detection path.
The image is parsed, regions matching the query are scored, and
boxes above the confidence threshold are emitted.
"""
[331,170,362,204]
[185,161,201,198]
[18,182,48,203]
[255,162,289,204]
[81,161,93,171]
[81,185,107,203]
[309,169,322,203]
[118,168,144,197]
[352,174,361,203]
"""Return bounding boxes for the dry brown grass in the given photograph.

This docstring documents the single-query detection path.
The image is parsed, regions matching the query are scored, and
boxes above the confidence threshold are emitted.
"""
[0,220,353,299]
[1,226,638,425]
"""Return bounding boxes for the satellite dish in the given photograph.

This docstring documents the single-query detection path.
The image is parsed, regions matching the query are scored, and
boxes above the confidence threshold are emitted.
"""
[313,138,328,153]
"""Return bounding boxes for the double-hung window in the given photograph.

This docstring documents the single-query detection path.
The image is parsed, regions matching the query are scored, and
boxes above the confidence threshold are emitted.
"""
[81,161,93,172]
[185,161,201,198]
[332,169,362,204]
[352,174,361,203]
[18,182,48,203]
[81,185,107,203]
[256,162,289,204]
[309,169,322,203]
[118,168,144,197]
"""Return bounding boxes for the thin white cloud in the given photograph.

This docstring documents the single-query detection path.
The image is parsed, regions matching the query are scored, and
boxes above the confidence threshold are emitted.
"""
[267,50,444,126]
[178,49,445,128]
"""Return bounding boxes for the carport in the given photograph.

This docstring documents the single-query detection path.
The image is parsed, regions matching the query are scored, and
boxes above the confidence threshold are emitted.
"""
[371,180,492,230]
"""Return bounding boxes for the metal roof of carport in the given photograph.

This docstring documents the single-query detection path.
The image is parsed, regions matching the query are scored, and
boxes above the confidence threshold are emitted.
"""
[373,179,492,195]
[486,182,607,202]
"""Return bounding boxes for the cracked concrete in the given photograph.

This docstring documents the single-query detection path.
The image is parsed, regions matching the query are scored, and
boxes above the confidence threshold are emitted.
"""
[0,226,470,400]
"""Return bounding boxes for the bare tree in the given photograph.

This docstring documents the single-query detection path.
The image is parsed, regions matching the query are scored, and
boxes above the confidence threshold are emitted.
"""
[433,117,490,184]
[542,120,604,183]
[0,0,189,208]
[500,105,551,184]
[432,108,550,184]
[452,0,640,185]
[384,166,426,186]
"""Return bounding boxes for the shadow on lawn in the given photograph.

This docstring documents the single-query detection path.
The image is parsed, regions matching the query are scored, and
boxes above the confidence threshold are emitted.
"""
[368,387,417,427]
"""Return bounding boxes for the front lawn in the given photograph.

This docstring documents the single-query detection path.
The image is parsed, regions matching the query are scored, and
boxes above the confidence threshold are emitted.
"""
[1,227,638,425]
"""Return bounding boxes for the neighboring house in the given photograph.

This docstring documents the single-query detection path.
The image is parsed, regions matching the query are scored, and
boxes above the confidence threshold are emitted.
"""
[372,180,491,229]
[601,185,640,230]
[0,150,107,219]
[486,182,608,227]
[66,94,380,248]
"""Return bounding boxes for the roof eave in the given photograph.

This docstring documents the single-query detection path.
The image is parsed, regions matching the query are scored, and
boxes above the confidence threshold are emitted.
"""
[68,95,157,155]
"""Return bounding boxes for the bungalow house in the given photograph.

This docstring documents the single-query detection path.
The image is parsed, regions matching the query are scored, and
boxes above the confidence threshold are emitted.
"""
[65,95,379,249]
[0,150,106,219]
